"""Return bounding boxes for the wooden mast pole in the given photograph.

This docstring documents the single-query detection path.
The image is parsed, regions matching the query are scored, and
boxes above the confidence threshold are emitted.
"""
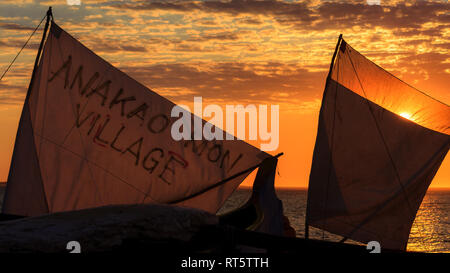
[25,6,53,101]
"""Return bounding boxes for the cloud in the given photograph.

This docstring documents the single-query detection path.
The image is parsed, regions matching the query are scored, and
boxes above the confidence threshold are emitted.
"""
[0,0,448,109]
[0,82,27,106]
[0,22,36,31]
[118,62,327,107]
[110,0,449,34]
[0,60,327,111]
[93,42,147,53]
[113,0,315,24]
[187,31,240,42]
[237,17,263,25]
[0,38,40,50]
[315,1,449,31]
[392,25,447,37]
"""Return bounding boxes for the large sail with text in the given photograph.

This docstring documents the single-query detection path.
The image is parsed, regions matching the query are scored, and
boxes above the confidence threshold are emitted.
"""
[3,23,269,217]
[306,38,450,250]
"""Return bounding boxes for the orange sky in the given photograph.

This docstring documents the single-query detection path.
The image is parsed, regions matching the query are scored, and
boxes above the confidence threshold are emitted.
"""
[0,0,449,188]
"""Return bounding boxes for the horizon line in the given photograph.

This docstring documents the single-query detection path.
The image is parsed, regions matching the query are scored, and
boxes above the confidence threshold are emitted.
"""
[237,185,450,190]
[0,182,449,190]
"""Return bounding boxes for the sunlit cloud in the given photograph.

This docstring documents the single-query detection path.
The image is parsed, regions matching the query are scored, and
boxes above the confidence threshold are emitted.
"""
[0,0,448,109]
[67,0,81,6]
[366,0,381,5]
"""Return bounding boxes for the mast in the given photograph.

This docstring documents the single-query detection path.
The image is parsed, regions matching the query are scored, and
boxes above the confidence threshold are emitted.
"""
[304,34,342,240]
[25,7,53,101]
[326,34,342,80]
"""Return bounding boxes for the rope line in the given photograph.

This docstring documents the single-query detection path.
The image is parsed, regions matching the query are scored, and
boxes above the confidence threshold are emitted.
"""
[0,15,46,82]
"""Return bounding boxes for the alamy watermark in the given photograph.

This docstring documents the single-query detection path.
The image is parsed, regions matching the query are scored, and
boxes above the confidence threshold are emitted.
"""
[171,97,279,151]
[366,241,381,253]
[66,241,81,253]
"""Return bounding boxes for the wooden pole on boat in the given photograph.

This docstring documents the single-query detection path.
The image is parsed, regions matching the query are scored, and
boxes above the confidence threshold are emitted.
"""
[25,7,52,101]
[326,34,343,81]
[2,7,53,218]
[305,34,343,240]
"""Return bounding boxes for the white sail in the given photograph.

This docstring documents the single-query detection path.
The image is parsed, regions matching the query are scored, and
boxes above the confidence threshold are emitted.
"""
[306,39,449,250]
[3,23,269,216]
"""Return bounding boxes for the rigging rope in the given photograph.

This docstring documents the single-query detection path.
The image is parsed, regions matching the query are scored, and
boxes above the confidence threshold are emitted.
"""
[0,15,46,82]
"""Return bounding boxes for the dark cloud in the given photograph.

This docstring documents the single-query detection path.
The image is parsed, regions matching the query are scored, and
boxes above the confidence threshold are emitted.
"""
[118,62,326,104]
[238,17,263,25]
[88,41,147,53]
[1,1,448,107]
[402,39,430,46]
[0,22,36,31]
[172,43,204,51]
[187,31,240,42]
[0,82,27,106]
[115,52,448,105]
[0,38,39,49]
[392,25,447,37]
[433,42,450,50]
[114,0,314,24]
[196,19,217,26]
[120,45,148,52]
[397,52,449,73]
[111,0,449,35]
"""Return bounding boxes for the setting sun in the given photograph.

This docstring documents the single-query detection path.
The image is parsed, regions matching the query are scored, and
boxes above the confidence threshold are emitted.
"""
[399,112,413,121]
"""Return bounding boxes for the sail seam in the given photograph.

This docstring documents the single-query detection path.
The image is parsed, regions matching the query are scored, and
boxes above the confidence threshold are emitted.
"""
[37,25,52,187]
[35,27,53,213]
[336,140,449,246]
[33,131,155,200]
[52,27,111,207]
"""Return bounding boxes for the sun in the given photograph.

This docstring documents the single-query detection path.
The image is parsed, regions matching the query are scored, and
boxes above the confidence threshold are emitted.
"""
[399,112,412,120]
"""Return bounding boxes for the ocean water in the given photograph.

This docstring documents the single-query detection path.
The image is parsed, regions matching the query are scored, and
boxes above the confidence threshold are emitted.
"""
[219,188,450,253]
[0,184,448,253]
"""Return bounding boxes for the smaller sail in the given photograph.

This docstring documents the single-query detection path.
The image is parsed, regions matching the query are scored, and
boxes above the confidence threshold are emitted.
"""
[306,38,450,250]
